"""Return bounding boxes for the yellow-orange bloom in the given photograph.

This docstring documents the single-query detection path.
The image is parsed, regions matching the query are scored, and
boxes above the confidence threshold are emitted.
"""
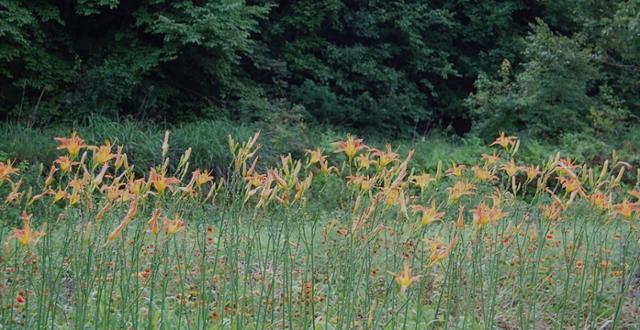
[524,166,540,183]
[590,193,610,211]
[471,202,507,229]
[102,184,123,202]
[491,132,517,149]
[68,192,80,206]
[107,197,139,241]
[128,176,146,195]
[389,262,421,294]
[0,160,18,182]
[193,169,214,186]
[147,208,162,238]
[613,199,638,220]
[54,131,88,158]
[446,163,466,177]
[91,142,115,165]
[501,159,521,177]
[13,212,45,246]
[411,200,445,226]
[318,158,337,175]
[347,175,375,193]
[149,168,180,194]
[332,135,367,160]
[471,202,491,228]
[54,156,75,173]
[410,172,434,192]
[557,176,586,203]
[471,165,496,182]
[446,181,475,204]
[371,144,398,168]
[356,153,372,170]
[163,214,185,235]
[540,200,564,221]
[555,158,581,177]
[428,237,457,266]
[305,148,324,166]
[481,152,500,167]
[53,189,67,203]
[383,188,400,208]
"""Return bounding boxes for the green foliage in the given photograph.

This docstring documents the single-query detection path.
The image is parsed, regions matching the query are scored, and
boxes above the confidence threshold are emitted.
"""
[0,0,268,123]
[0,1,638,136]
[565,0,640,115]
[261,0,457,133]
[468,20,634,139]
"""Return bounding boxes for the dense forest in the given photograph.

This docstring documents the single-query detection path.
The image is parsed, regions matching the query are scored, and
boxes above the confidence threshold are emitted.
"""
[1,1,638,137]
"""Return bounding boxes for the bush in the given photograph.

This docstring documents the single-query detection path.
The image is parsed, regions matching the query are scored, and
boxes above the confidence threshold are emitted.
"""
[468,21,600,138]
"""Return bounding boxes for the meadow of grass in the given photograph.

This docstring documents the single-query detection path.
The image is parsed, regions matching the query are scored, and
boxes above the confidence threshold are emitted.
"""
[0,129,639,329]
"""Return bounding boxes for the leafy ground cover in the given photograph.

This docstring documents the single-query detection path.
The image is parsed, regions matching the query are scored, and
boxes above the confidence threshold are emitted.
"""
[0,130,638,329]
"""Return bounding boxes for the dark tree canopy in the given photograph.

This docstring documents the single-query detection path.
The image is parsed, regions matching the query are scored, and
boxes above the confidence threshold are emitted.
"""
[0,0,638,137]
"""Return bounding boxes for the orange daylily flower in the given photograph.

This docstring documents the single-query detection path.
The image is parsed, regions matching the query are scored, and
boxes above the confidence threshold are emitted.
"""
[147,208,162,238]
[13,212,45,246]
[428,237,457,266]
[54,131,88,158]
[128,176,147,196]
[411,200,445,226]
[556,176,586,202]
[446,163,466,177]
[107,197,139,242]
[246,173,267,188]
[524,166,540,183]
[356,153,372,170]
[389,262,421,294]
[471,165,496,182]
[371,144,398,168]
[410,172,434,192]
[68,192,81,206]
[501,159,521,177]
[540,199,564,221]
[481,152,501,167]
[53,189,67,203]
[163,214,185,235]
[590,193,610,211]
[91,142,115,166]
[318,157,338,175]
[491,132,517,149]
[613,199,638,220]
[555,158,581,177]
[332,135,367,160]
[471,201,507,229]
[446,181,475,204]
[54,156,76,173]
[305,148,324,166]
[193,169,214,186]
[0,160,18,182]
[347,175,375,193]
[149,168,180,194]
[383,188,401,209]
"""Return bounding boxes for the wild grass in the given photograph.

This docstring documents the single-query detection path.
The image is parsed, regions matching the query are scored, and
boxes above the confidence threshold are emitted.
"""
[0,130,638,329]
